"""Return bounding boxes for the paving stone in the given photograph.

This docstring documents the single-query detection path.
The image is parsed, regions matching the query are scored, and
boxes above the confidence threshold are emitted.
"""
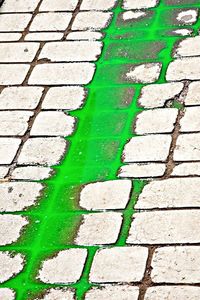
[29,63,95,85]
[176,9,198,24]
[135,108,178,134]
[0,167,8,179]
[0,251,24,283]
[85,285,139,300]
[136,178,200,209]
[0,138,20,164]
[174,36,200,57]
[138,82,184,108]
[0,64,29,85]
[126,63,162,83]
[152,246,200,283]
[18,137,67,166]
[123,0,158,9]
[0,182,43,212]
[174,133,200,161]
[0,288,15,300]
[180,107,200,132]
[39,0,78,11]
[128,210,200,244]
[171,29,193,36]
[184,81,200,106]
[67,31,104,40]
[25,32,63,41]
[80,180,132,210]
[123,135,171,162]
[80,0,117,10]
[166,57,200,81]
[0,0,39,12]
[38,249,87,284]
[118,163,165,178]
[0,14,32,31]
[122,11,147,20]
[12,166,52,180]
[36,288,75,300]
[89,246,148,282]
[39,41,102,62]
[75,212,122,245]
[0,33,21,41]
[172,162,200,176]
[30,13,72,31]
[0,87,43,110]
[30,112,76,136]
[72,12,112,30]
[42,86,86,110]
[145,286,200,299]
[0,214,28,245]
[0,111,33,136]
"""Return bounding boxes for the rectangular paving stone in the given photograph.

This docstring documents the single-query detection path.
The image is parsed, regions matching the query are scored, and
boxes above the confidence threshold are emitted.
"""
[166,57,200,81]
[172,162,200,176]
[85,285,139,300]
[0,14,32,31]
[0,64,30,85]
[0,0,39,12]
[0,43,39,62]
[80,0,117,10]
[72,12,112,30]
[67,31,104,40]
[29,63,95,85]
[123,0,159,9]
[136,178,200,209]
[118,163,165,178]
[0,252,24,283]
[25,32,63,41]
[126,63,161,84]
[174,133,200,161]
[89,246,148,283]
[151,246,200,283]
[185,81,200,106]
[0,111,32,136]
[0,33,21,41]
[145,286,200,300]
[174,36,200,57]
[123,135,171,162]
[39,41,102,62]
[180,107,200,132]
[0,138,20,164]
[128,210,200,244]
[0,288,15,299]
[30,13,72,31]
[12,166,52,180]
[39,0,78,11]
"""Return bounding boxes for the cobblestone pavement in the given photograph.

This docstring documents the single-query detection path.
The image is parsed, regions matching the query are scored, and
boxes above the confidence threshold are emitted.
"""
[1,0,200,299]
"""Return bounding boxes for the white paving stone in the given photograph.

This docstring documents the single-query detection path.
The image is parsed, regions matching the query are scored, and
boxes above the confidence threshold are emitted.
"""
[0,167,8,179]
[39,41,102,62]
[174,36,200,57]
[185,81,200,106]
[171,29,193,36]
[72,12,112,30]
[135,108,178,134]
[80,0,116,10]
[0,0,39,12]
[0,42,38,63]
[40,0,78,11]
[38,249,87,284]
[118,163,165,178]
[0,33,21,41]
[138,82,183,108]
[176,9,198,24]
[166,57,200,81]
[85,285,139,300]
[0,14,31,31]
[18,137,67,166]
[0,138,20,164]
[0,214,28,245]
[122,11,146,20]
[145,286,200,300]
[80,180,132,210]
[30,13,72,31]
[42,86,86,110]
[12,166,52,180]
[0,288,15,300]
[25,32,63,41]
[128,210,200,244]
[123,0,158,9]
[0,64,29,85]
[29,63,95,85]
[126,63,161,83]
[151,246,200,283]
[90,247,148,283]
[0,182,43,212]
[123,135,171,162]
[0,111,33,136]
[172,162,200,176]
[75,212,122,245]
[136,178,200,209]
[67,31,104,40]
[0,252,24,283]
[180,107,200,132]
[30,112,76,136]
[174,133,200,161]
[36,288,75,300]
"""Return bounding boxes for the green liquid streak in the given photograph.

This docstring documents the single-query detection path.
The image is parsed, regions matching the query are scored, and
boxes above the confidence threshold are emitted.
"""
[1,1,200,299]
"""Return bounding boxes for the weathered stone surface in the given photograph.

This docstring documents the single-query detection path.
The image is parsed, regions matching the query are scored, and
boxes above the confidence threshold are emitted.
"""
[171,29,193,36]
[0,14,31,31]
[118,163,165,178]
[136,178,200,209]
[90,247,148,282]
[0,0,39,12]
[85,285,139,300]
[123,135,171,162]
[67,31,103,40]
[72,12,112,30]
[0,215,28,245]
[30,13,72,31]
[151,246,200,283]
[36,288,75,300]
[75,212,122,245]
[176,9,198,24]
[145,286,200,300]
[25,32,63,41]
[0,64,29,85]
[123,0,158,9]
[0,288,15,300]
[180,107,200,132]
[0,111,33,136]
[40,0,78,11]
[126,63,161,83]
[135,108,178,134]
[12,166,52,180]
[128,210,200,244]
[172,162,200,176]
[0,43,39,62]
[122,11,146,20]
[38,249,87,284]
[166,57,200,81]
[185,81,200,106]
[80,180,132,210]
[138,82,183,108]
[0,252,24,283]
[175,36,200,57]
[0,138,20,164]
[81,0,117,10]
[174,133,200,161]
[0,33,21,41]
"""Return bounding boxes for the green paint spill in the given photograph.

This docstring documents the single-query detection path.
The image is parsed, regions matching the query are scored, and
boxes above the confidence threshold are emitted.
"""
[1,1,200,299]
